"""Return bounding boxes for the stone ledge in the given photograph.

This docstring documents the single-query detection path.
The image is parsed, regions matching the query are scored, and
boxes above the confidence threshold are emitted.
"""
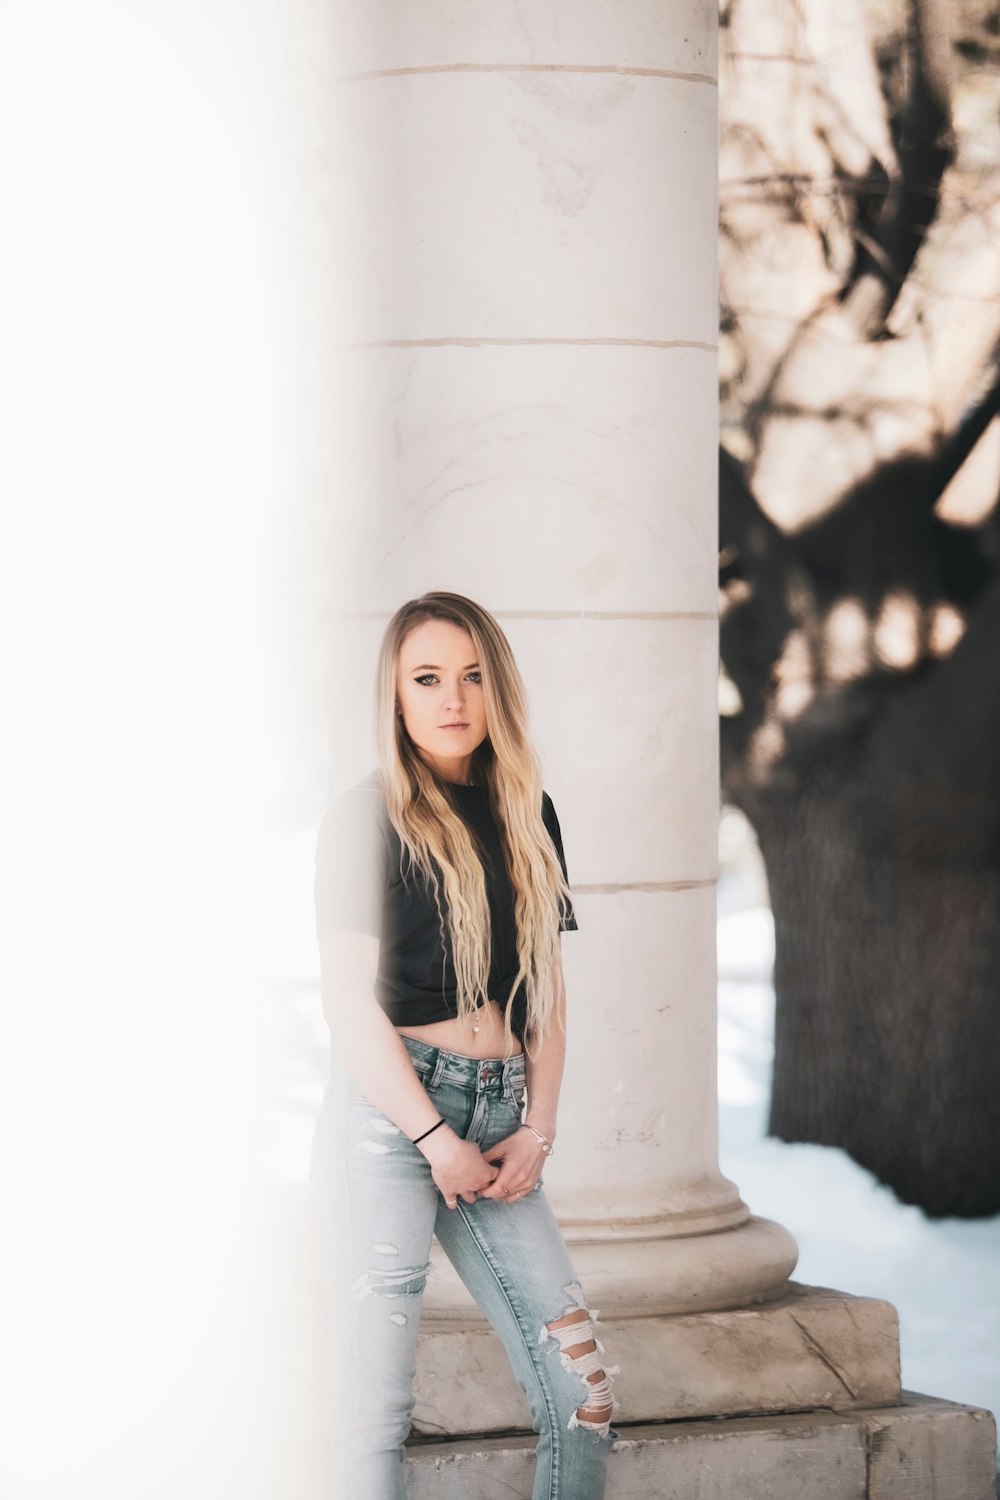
[413,1280,901,1434]
[406,1391,998,1500]
[861,1391,998,1500]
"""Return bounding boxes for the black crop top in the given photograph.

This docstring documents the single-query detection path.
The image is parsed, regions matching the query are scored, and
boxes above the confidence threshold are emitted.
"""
[314,771,578,1043]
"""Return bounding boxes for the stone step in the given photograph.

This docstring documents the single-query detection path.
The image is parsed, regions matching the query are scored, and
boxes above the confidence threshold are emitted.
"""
[405,1391,998,1500]
[413,1281,903,1435]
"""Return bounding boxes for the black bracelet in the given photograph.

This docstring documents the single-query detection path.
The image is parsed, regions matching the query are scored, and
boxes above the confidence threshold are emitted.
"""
[412,1117,446,1146]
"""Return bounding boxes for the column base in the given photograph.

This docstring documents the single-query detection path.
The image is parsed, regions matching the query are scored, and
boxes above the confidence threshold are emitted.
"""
[413,1280,901,1435]
[405,1392,998,1500]
[424,1210,799,1321]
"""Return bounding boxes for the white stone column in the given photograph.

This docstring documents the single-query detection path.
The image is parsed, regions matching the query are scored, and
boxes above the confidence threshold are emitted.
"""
[320,0,895,1435]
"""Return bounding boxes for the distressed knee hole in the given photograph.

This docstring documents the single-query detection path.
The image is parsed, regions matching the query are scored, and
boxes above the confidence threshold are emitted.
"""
[352,1262,429,1303]
[540,1304,620,1434]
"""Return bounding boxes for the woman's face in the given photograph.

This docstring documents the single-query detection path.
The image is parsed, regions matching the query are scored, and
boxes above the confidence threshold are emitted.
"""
[396,619,489,782]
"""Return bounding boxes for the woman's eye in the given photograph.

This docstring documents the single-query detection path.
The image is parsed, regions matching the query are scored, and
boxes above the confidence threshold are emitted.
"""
[412,672,481,686]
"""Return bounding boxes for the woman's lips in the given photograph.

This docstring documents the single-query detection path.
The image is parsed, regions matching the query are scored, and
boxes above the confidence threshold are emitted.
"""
[440,723,469,730]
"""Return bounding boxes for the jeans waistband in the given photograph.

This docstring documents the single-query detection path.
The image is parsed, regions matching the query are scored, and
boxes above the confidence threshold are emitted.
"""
[400,1033,526,1095]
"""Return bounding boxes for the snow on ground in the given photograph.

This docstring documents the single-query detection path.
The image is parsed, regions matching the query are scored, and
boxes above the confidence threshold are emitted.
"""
[717,903,1000,1445]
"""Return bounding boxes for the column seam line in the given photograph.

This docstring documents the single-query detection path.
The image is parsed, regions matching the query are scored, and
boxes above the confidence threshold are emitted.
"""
[341,610,719,621]
[497,610,718,620]
[573,879,719,893]
[342,337,717,353]
[341,63,718,87]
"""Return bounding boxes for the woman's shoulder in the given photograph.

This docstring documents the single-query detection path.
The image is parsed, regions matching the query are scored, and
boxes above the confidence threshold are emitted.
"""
[340,767,384,805]
[314,771,391,937]
[317,770,389,844]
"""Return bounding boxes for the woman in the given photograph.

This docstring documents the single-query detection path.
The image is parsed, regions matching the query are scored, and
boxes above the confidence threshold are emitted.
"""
[309,590,620,1499]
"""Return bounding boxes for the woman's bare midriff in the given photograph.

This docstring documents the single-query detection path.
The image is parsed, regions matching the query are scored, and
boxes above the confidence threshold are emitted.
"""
[395,997,523,1059]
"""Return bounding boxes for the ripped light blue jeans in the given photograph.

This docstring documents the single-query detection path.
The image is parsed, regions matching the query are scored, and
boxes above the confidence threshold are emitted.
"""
[308,1034,620,1500]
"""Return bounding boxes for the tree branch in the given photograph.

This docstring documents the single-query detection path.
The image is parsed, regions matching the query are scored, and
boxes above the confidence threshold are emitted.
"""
[842,0,957,336]
[921,358,1000,511]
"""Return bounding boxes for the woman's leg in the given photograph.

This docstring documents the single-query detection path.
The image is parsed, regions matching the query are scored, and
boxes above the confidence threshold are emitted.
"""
[308,1067,440,1500]
[429,1065,620,1500]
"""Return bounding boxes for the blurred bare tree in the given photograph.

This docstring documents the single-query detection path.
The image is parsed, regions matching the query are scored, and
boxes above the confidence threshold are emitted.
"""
[718,0,1000,1215]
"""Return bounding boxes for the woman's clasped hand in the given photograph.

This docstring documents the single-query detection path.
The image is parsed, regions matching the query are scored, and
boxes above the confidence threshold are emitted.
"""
[477,1125,549,1202]
[420,1122,548,1208]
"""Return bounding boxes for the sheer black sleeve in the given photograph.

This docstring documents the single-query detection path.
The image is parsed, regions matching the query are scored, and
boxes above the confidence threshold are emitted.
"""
[314,784,387,939]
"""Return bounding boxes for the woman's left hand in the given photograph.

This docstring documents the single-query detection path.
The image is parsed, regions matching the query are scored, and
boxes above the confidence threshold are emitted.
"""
[476,1127,547,1202]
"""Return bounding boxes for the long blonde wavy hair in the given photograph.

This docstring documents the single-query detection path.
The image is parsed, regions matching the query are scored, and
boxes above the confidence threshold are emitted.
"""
[373,592,572,1059]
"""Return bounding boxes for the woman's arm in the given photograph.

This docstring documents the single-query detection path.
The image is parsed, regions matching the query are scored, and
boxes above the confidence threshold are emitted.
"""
[321,928,443,1139]
[319,928,498,1204]
[523,940,568,1144]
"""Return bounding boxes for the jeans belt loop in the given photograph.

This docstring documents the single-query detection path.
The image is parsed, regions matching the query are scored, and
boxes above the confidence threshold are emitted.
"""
[428,1047,446,1090]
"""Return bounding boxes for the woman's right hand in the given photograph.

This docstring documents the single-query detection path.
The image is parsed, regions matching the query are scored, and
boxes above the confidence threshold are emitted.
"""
[420,1127,498,1207]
